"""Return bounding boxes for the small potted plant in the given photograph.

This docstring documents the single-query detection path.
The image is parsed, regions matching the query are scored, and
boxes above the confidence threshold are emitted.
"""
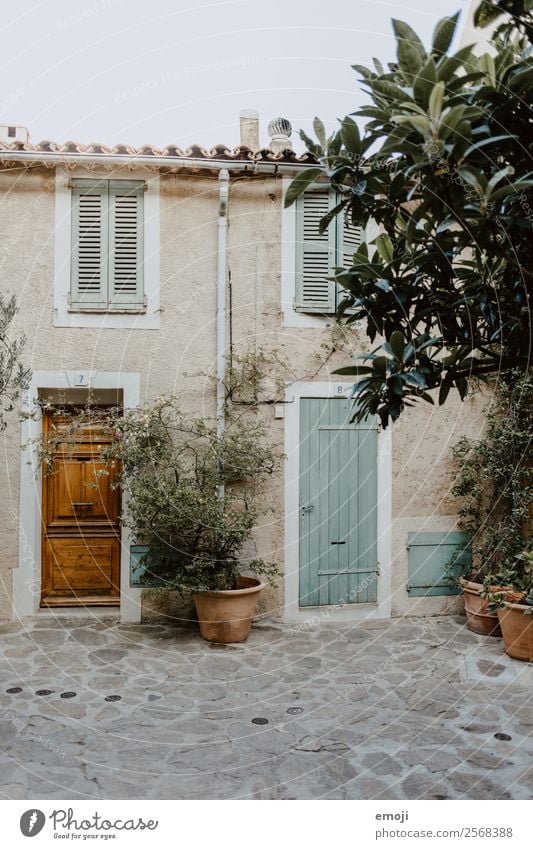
[458,570,512,637]
[444,538,513,638]
[488,551,533,662]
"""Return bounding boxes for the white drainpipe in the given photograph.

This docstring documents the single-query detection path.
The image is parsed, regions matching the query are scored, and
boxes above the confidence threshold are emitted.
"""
[217,169,230,494]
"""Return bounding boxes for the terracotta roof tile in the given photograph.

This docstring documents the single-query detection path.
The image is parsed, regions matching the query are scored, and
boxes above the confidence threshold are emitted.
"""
[0,139,318,165]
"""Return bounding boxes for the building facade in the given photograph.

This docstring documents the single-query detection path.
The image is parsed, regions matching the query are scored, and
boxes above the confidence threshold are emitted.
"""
[0,114,486,626]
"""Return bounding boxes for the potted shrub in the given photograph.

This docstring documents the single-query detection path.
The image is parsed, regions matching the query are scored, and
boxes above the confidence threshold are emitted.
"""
[488,552,533,662]
[449,371,532,636]
[458,575,512,637]
[39,397,281,643]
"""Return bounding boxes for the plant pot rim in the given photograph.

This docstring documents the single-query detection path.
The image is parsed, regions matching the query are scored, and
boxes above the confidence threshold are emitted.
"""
[460,577,482,591]
[460,577,512,593]
[503,600,532,612]
[194,576,265,599]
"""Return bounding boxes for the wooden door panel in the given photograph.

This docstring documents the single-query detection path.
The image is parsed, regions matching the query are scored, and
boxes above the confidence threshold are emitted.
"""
[47,458,119,527]
[51,460,84,522]
[43,537,120,599]
[81,459,119,522]
[41,410,121,607]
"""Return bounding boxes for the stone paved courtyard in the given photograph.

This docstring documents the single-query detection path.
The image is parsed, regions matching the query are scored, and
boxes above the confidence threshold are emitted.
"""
[0,615,531,800]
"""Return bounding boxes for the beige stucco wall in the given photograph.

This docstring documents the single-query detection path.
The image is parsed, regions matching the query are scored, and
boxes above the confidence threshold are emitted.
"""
[0,165,488,622]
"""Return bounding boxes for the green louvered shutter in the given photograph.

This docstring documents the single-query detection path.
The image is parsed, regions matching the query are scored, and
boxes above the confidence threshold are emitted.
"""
[108,180,144,308]
[295,189,336,313]
[341,215,363,265]
[407,532,468,596]
[70,180,108,310]
[336,212,362,311]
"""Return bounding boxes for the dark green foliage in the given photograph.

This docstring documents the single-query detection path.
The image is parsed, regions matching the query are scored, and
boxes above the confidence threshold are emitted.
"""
[474,0,533,39]
[286,3,533,428]
[450,371,533,583]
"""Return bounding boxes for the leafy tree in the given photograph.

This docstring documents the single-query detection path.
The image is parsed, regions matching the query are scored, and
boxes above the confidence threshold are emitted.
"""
[0,294,30,430]
[286,2,533,427]
[475,0,532,37]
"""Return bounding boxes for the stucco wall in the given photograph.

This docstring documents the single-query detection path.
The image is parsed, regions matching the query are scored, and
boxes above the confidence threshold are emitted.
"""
[0,167,220,620]
[0,166,488,622]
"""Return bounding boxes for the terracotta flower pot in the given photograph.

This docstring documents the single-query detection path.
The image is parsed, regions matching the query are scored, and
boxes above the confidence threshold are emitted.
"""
[193,576,265,643]
[497,601,533,662]
[503,590,527,604]
[459,578,511,637]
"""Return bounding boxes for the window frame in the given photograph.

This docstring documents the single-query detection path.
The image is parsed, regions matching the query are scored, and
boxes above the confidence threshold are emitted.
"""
[69,177,145,314]
[53,167,160,330]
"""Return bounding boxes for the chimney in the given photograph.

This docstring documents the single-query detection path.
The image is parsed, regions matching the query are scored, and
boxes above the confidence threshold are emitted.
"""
[268,117,292,153]
[0,125,29,143]
[239,109,260,150]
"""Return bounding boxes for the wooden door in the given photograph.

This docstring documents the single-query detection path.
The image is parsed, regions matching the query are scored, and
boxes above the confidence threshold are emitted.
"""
[299,398,378,607]
[41,412,121,606]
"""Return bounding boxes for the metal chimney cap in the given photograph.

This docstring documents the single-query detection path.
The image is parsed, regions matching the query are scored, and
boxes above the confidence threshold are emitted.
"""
[268,117,292,138]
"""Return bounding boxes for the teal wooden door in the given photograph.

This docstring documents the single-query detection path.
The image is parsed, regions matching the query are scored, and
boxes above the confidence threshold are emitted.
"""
[299,398,378,606]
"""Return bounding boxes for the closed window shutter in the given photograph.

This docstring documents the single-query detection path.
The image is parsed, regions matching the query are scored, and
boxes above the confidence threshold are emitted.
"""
[108,180,144,307]
[295,189,336,313]
[337,213,363,309]
[342,215,362,266]
[70,178,144,311]
[70,181,108,309]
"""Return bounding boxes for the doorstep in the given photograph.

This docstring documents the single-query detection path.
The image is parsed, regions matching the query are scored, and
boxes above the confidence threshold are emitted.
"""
[25,607,121,622]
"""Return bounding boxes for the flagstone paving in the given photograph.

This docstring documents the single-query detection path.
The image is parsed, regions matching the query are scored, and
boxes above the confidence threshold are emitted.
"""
[0,615,531,800]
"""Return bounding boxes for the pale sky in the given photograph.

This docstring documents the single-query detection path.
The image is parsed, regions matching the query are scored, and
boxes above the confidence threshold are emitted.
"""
[2,0,468,151]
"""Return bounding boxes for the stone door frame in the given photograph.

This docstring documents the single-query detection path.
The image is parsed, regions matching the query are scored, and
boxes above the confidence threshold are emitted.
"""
[14,370,142,623]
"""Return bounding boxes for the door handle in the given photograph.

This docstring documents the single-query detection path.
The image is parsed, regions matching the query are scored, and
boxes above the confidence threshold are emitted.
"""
[301,505,314,513]
[330,541,346,545]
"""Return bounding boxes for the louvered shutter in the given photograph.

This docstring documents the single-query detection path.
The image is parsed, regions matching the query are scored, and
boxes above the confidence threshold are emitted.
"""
[295,189,336,313]
[108,180,144,307]
[70,180,108,310]
[341,215,362,266]
[337,212,363,310]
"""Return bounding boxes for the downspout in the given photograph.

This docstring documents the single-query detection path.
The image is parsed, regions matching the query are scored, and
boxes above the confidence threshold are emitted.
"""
[216,168,230,496]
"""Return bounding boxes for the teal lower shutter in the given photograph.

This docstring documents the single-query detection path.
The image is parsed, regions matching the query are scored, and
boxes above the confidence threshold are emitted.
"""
[130,545,150,587]
[299,398,378,606]
[406,532,469,596]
